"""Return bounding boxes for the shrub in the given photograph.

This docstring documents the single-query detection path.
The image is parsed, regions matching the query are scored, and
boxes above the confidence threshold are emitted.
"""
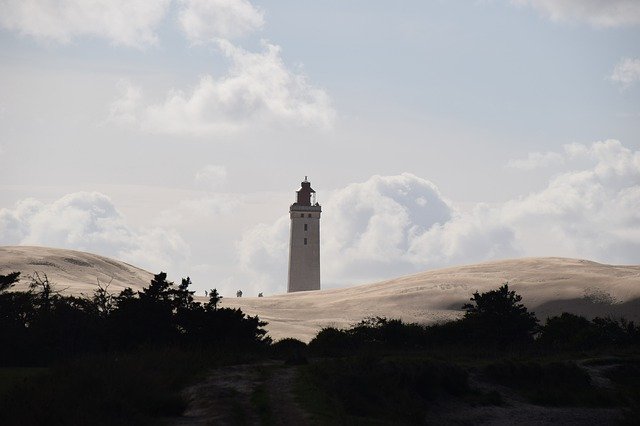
[301,357,469,423]
[463,283,539,347]
[271,338,308,364]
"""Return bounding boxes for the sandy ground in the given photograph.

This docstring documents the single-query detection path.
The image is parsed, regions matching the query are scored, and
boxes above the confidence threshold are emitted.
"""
[0,246,153,296]
[222,257,640,341]
[2,246,639,342]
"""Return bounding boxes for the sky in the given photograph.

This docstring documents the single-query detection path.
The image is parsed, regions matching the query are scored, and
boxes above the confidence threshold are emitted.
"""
[1,0,639,297]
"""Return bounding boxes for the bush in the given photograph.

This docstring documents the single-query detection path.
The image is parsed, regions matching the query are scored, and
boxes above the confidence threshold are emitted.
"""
[308,327,356,357]
[301,356,469,423]
[462,283,539,347]
[0,271,270,366]
[271,338,308,364]
[539,313,640,350]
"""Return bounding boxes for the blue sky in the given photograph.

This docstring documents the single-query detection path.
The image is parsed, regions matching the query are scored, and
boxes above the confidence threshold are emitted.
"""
[1,0,639,296]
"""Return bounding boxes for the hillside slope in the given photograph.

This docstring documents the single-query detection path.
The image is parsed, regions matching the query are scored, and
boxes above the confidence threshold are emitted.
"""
[2,246,639,342]
[222,257,640,341]
[0,246,152,295]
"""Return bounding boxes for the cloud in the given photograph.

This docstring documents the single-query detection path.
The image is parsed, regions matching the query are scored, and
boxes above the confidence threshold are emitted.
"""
[0,0,170,48]
[239,140,640,291]
[178,0,264,43]
[195,165,227,190]
[507,151,565,170]
[502,140,640,260]
[610,57,640,88]
[321,174,456,282]
[236,173,509,290]
[511,0,640,27]
[110,40,335,135]
[0,191,190,273]
[236,216,289,294]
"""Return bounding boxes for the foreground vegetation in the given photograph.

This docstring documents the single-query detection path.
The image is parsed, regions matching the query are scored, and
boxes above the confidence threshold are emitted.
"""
[1,272,639,424]
[0,271,269,424]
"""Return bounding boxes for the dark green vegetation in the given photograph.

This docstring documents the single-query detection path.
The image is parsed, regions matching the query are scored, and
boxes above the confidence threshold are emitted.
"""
[1,273,639,424]
[297,284,640,424]
[298,357,470,424]
[0,271,269,424]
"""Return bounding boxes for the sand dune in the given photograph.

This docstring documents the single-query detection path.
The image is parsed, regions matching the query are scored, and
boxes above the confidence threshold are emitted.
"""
[0,246,152,296]
[2,246,639,342]
[223,257,640,341]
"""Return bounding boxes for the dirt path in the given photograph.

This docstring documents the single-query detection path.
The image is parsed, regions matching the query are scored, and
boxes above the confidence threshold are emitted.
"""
[173,361,309,426]
[265,365,310,425]
[174,359,626,425]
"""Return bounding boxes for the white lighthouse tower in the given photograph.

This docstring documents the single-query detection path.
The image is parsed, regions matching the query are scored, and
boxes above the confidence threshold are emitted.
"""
[287,177,321,293]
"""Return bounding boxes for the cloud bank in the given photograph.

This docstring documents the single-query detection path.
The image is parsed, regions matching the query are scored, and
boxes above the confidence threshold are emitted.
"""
[512,0,640,27]
[0,0,170,48]
[1,0,334,136]
[0,192,189,274]
[0,0,266,47]
[109,40,334,135]
[240,139,640,291]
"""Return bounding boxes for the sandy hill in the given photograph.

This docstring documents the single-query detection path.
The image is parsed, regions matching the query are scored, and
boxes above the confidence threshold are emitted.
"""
[2,246,639,342]
[0,246,152,296]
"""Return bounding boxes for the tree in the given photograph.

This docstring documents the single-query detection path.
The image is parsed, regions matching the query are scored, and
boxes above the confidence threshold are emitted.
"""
[0,272,20,293]
[206,288,221,311]
[462,283,538,346]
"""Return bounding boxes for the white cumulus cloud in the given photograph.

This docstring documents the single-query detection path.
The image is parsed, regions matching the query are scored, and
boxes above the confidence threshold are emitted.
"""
[0,0,170,48]
[110,40,335,135]
[610,57,640,88]
[512,0,640,27]
[502,139,640,261]
[178,0,264,43]
[238,140,640,292]
[0,192,190,273]
[236,173,492,290]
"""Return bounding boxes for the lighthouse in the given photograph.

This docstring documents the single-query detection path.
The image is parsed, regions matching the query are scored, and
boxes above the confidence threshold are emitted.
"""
[287,177,321,293]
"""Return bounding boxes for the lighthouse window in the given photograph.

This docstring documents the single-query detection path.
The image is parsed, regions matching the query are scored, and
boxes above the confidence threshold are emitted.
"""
[304,238,308,245]
[304,224,308,231]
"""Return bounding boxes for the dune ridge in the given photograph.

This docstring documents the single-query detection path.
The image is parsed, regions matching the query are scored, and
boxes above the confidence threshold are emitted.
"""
[2,246,639,341]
